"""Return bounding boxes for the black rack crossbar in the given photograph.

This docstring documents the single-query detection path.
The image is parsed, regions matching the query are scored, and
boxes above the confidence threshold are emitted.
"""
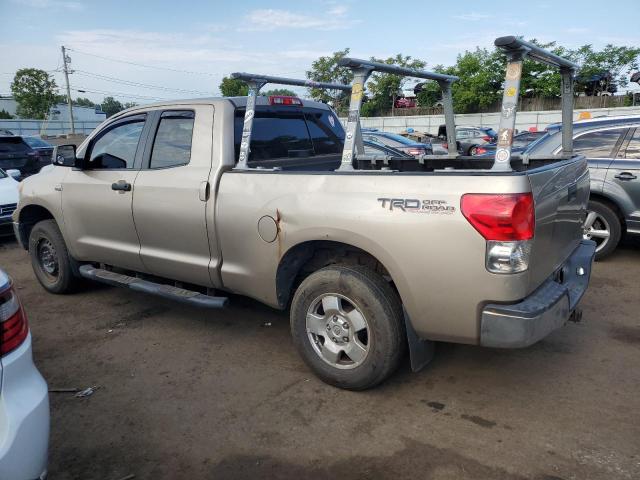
[337,58,459,83]
[336,57,460,171]
[230,72,353,92]
[492,36,580,171]
[494,36,580,71]
[230,72,351,169]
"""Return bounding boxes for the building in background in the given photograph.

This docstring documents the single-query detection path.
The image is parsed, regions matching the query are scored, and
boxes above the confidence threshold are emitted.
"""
[0,96,18,117]
[48,103,106,122]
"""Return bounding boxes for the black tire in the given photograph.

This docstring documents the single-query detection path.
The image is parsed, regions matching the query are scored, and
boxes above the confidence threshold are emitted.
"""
[469,145,478,156]
[290,265,406,390]
[28,219,80,293]
[585,200,622,261]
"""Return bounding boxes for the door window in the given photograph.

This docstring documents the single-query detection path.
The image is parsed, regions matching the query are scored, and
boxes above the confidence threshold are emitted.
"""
[88,118,145,169]
[572,128,627,158]
[149,111,195,169]
[304,109,344,155]
[622,129,640,159]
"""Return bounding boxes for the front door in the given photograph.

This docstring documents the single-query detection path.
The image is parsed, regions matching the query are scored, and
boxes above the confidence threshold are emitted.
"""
[606,127,640,232]
[61,113,148,271]
[132,106,215,286]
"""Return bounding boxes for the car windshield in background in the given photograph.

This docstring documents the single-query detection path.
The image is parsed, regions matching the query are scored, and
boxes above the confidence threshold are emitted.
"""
[376,133,417,145]
[23,137,52,148]
[483,128,498,137]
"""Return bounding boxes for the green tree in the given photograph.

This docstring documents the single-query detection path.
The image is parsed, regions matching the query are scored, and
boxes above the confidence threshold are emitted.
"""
[100,96,124,117]
[573,44,640,95]
[75,97,96,108]
[306,48,353,111]
[0,109,13,119]
[219,77,249,97]
[10,68,58,119]
[262,88,297,96]
[362,54,426,116]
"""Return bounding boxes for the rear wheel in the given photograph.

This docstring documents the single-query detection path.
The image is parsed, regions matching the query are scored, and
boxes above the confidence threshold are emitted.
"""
[290,265,405,390]
[583,200,621,260]
[469,145,478,156]
[29,219,80,293]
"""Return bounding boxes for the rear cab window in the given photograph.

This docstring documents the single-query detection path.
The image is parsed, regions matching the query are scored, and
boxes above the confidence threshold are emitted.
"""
[234,104,344,169]
[149,110,195,169]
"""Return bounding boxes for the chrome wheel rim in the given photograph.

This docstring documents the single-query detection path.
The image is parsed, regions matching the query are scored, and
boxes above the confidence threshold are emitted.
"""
[37,238,59,277]
[306,293,370,370]
[583,210,610,253]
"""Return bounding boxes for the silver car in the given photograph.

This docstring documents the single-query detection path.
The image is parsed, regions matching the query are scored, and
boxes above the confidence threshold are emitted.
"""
[0,269,49,480]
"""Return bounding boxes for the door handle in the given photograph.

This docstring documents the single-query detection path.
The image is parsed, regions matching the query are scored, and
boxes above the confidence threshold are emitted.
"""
[111,180,132,192]
[614,172,637,181]
[198,181,210,202]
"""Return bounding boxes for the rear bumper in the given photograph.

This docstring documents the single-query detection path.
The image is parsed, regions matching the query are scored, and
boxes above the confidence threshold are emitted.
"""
[480,240,596,348]
[0,334,50,480]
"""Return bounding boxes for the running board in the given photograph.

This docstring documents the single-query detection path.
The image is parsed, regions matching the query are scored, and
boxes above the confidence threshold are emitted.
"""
[78,265,228,309]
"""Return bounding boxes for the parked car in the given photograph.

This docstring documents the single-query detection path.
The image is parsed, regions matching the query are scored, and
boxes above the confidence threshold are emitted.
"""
[439,125,497,155]
[521,115,640,259]
[363,139,413,158]
[22,136,54,164]
[474,131,546,156]
[0,129,14,136]
[14,44,594,390]
[0,168,20,234]
[362,129,432,156]
[0,136,52,176]
[0,270,50,480]
[400,129,449,155]
[394,97,416,108]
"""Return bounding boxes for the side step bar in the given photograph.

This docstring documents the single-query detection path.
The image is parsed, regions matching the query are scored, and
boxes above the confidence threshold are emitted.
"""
[78,265,228,309]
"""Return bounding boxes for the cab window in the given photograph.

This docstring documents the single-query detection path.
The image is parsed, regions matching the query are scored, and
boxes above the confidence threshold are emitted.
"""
[88,117,145,169]
[149,111,195,169]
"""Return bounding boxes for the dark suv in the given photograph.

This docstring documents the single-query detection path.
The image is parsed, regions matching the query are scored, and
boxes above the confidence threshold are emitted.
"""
[0,136,53,176]
[523,115,640,259]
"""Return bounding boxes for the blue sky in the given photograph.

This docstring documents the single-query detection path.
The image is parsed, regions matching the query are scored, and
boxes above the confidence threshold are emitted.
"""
[1,0,639,103]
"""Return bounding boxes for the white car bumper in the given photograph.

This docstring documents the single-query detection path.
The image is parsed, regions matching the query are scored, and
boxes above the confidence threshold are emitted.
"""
[0,333,49,480]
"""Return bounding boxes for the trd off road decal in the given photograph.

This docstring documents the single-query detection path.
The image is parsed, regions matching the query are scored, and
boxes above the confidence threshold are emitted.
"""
[377,198,456,214]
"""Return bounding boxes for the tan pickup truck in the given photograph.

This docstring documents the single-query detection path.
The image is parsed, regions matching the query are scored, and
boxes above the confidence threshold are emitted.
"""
[13,37,596,389]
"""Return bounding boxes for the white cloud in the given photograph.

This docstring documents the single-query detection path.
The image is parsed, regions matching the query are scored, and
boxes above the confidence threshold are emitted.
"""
[241,8,359,31]
[452,12,492,21]
[10,0,84,10]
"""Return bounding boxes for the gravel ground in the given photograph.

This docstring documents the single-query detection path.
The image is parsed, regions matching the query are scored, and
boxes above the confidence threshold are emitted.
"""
[1,238,638,480]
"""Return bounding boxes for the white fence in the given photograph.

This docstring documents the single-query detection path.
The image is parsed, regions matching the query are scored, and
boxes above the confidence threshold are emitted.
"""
[345,105,640,134]
[0,119,102,136]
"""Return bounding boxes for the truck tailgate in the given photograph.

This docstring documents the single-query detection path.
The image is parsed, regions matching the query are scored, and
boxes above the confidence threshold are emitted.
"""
[527,157,590,290]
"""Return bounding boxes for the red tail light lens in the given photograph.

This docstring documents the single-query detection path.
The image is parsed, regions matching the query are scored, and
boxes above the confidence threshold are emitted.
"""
[461,193,535,241]
[1,283,28,357]
[474,147,487,155]
[408,148,425,156]
[269,96,303,106]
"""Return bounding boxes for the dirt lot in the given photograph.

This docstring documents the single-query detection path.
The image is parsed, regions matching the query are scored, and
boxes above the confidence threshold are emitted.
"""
[1,238,639,480]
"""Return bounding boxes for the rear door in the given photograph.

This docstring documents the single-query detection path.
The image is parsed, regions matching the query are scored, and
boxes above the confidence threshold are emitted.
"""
[132,106,215,286]
[605,127,640,232]
[61,113,149,270]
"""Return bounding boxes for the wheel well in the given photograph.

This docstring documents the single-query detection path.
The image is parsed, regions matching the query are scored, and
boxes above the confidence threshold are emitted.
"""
[17,205,55,249]
[276,240,394,309]
[589,193,626,232]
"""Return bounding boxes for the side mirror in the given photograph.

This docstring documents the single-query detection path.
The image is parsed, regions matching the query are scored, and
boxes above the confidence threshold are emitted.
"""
[52,144,77,167]
[6,169,21,180]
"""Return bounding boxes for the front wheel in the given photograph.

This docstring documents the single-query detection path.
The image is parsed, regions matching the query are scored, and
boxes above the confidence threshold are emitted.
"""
[583,200,621,260]
[290,265,406,390]
[28,219,80,293]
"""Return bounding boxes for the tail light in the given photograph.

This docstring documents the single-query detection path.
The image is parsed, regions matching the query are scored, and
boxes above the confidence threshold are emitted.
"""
[269,96,303,106]
[0,282,28,356]
[481,135,492,142]
[474,147,487,155]
[407,148,425,156]
[461,193,535,274]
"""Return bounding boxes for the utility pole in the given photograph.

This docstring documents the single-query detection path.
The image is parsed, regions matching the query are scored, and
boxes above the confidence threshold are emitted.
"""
[61,46,75,134]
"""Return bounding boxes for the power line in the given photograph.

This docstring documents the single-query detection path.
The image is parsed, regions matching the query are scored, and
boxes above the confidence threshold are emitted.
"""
[73,69,213,95]
[71,86,171,102]
[66,47,222,77]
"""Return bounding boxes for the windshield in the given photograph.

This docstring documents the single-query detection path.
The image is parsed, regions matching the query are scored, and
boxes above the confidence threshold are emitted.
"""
[377,133,417,145]
[23,136,52,148]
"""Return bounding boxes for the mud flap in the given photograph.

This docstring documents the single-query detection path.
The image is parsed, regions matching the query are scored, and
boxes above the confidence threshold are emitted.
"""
[403,307,435,372]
